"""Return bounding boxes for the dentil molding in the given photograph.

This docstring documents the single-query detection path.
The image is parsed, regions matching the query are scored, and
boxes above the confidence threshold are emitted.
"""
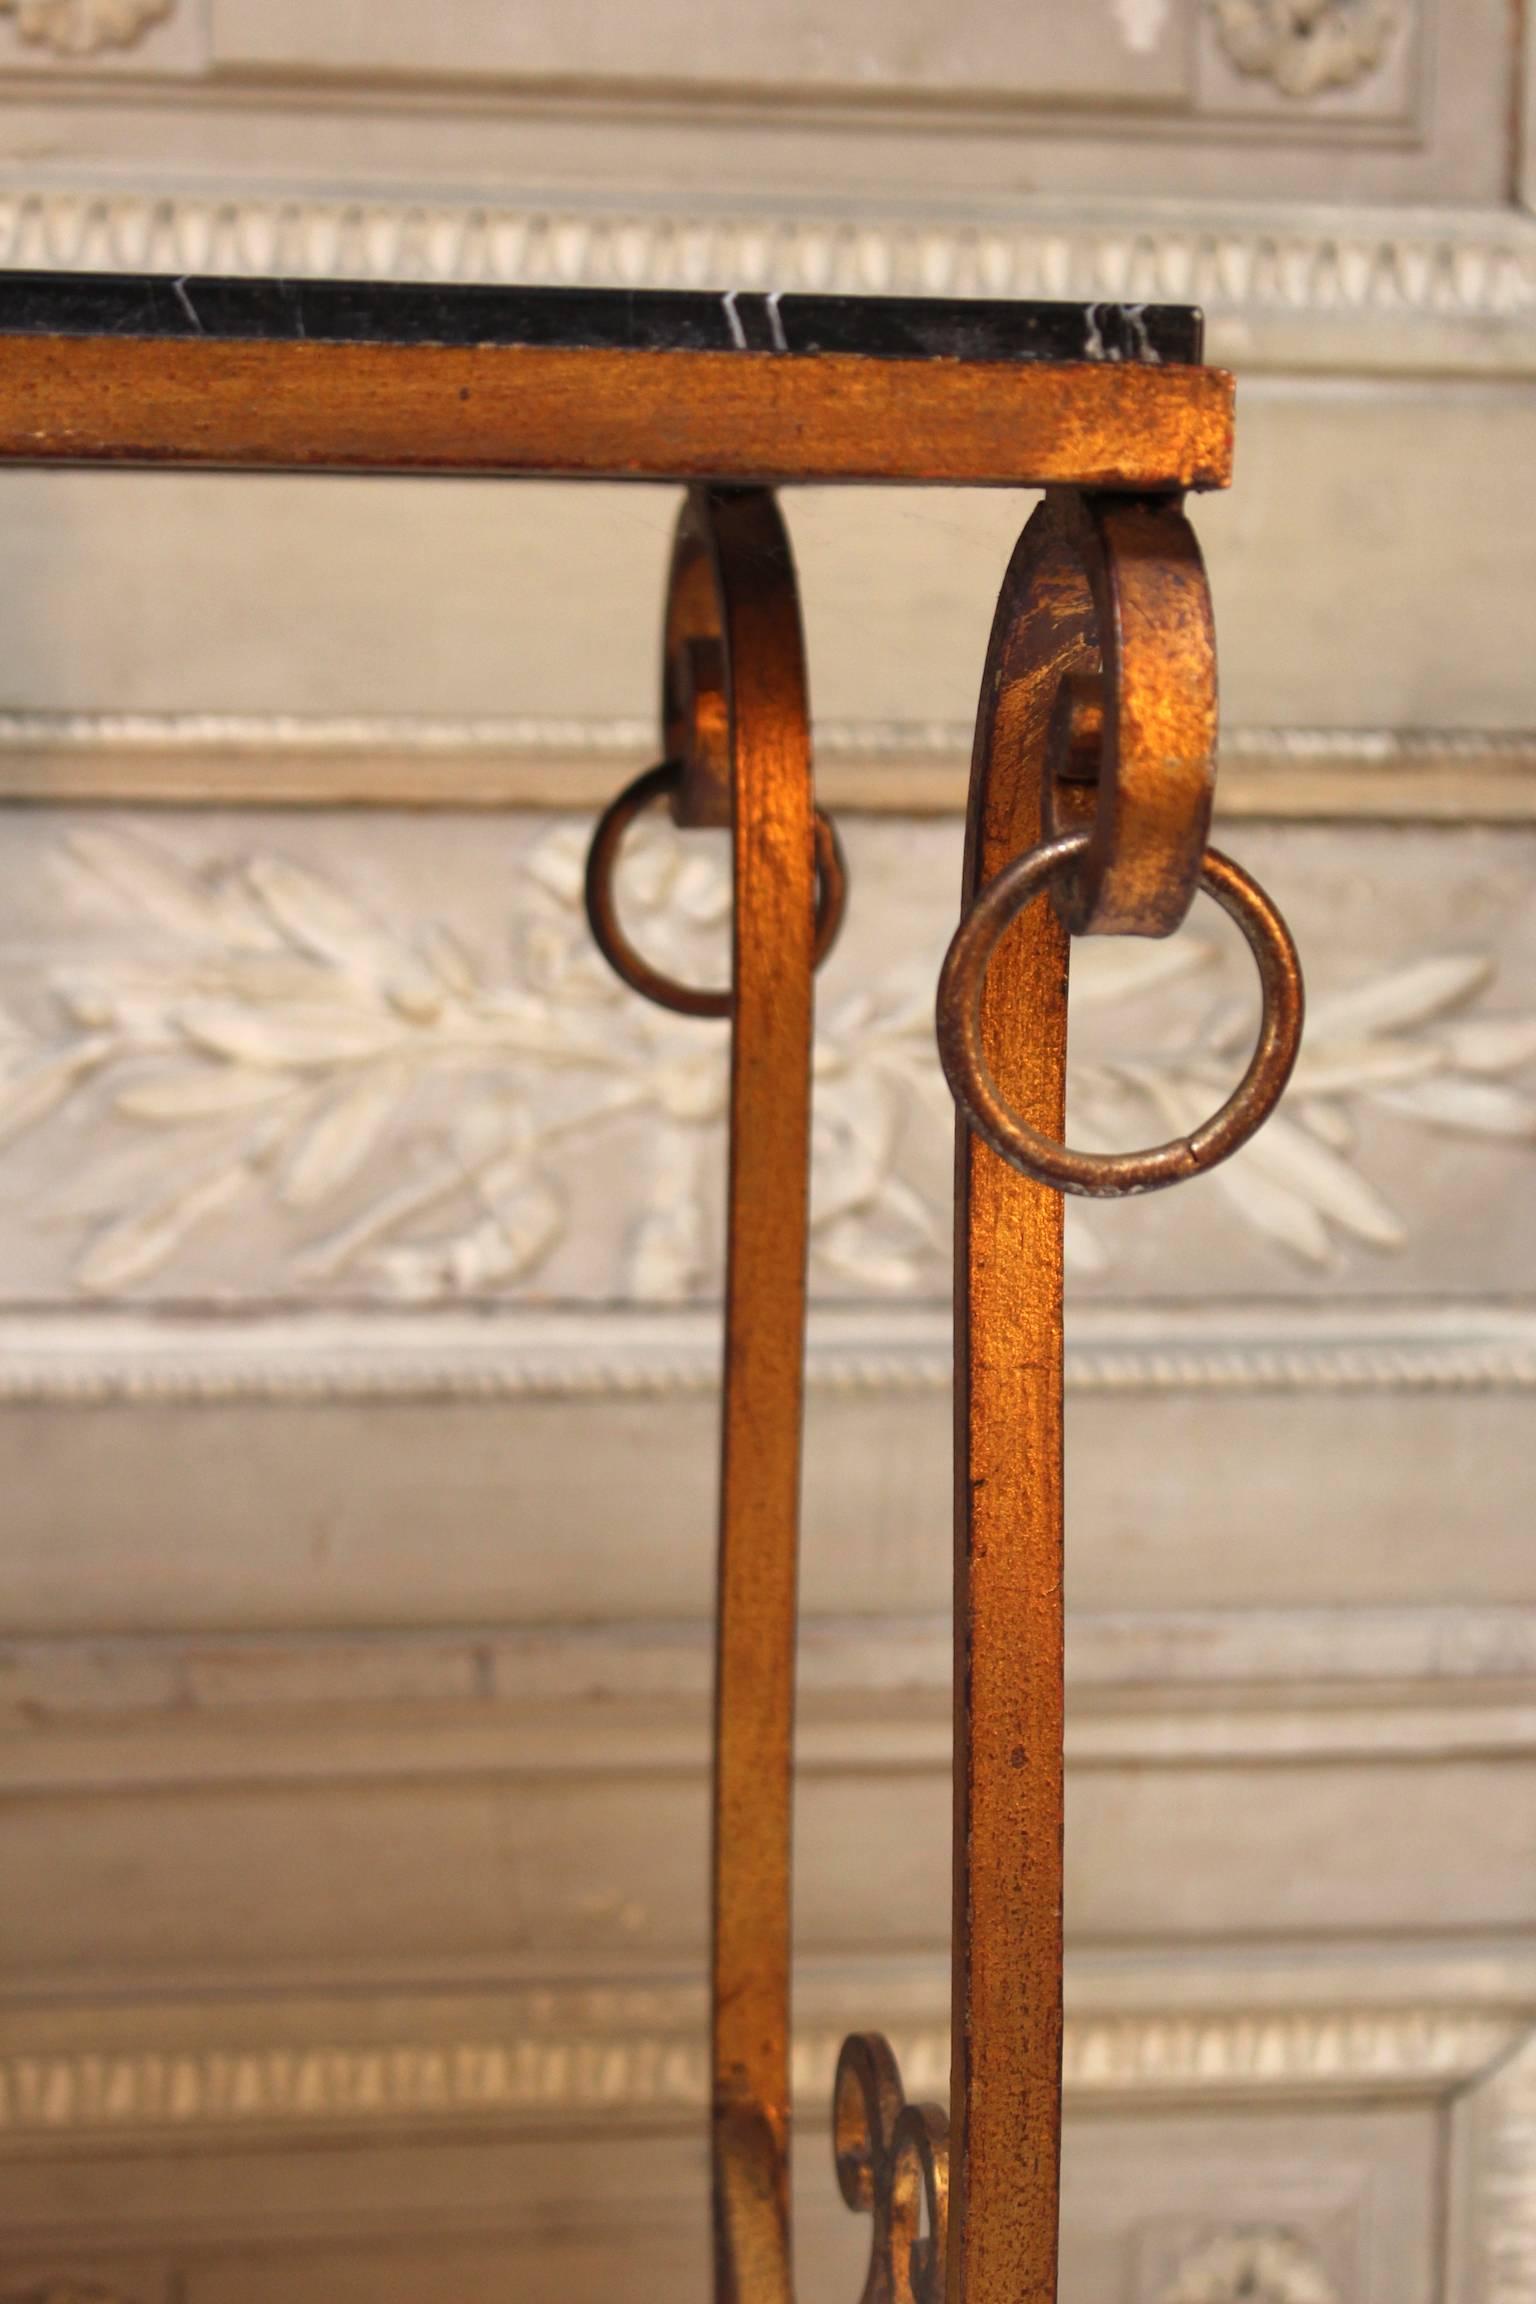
[0,1987,1522,2151]
[4,1965,1523,2291]
[0,181,1532,373]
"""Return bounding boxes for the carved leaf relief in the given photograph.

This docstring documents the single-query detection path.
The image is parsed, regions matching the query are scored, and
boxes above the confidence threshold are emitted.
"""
[1208,0,1401,97]
[0,817,1527,1301]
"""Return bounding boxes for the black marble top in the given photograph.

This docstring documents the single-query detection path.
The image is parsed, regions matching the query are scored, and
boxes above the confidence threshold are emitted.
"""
[0,272,1203,366]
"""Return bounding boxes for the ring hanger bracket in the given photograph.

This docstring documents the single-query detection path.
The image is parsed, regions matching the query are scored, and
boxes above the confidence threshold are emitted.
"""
[1037,489,1219,941]
[937,829,1304,1198]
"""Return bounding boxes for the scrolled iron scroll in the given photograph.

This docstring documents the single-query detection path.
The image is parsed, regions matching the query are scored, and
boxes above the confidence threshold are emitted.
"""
[588,480,1300,2304]
[834,2034,950,2304]
[933,488,1302,1201]
[1032,487,1217,939]
[835,488,1302,2304]
[584,484,826,2304]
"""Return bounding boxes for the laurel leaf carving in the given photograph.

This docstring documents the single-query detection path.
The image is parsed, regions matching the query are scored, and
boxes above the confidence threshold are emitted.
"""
[0,823,1524,1298]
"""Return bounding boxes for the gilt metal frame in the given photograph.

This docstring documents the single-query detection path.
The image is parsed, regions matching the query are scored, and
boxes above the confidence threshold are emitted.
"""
[0,272,1301,2304]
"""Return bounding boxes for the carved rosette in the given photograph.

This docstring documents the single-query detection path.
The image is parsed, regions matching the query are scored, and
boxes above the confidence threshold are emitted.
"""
[0,0,171,56]
[834,2034,949,2304]
[1208,0,1401,98]
[1156,2227,1337,2304]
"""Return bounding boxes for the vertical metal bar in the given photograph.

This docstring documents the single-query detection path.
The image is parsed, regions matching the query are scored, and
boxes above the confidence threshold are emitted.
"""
[945,491,1225,2301]
[697,487,817,2304]
[949,505,1086,2304]
[588,482,826,2303]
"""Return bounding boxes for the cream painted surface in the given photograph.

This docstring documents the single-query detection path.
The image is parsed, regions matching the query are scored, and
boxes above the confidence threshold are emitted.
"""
[211,0,1190,103]
[3,380,1536,731]
[8,1737,1536,1989]
[0,1384,1531,1634]
[0,0,1506,204]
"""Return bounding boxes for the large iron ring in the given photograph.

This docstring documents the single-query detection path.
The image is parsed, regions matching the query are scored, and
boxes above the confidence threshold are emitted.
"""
[937,829,1303,1197]
[584,757,847,1019]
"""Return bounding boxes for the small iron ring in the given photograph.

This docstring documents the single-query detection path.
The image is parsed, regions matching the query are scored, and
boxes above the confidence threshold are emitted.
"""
[936,829,1303,1198]
[584,758,848,1019]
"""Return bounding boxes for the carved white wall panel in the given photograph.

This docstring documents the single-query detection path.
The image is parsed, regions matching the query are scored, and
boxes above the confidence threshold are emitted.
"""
[0,2045,1458,2300]
[0,812,1525,1310]
[1104,2111,1437,2303]
[0,0,1505,204]
[0,2102,1447,2303]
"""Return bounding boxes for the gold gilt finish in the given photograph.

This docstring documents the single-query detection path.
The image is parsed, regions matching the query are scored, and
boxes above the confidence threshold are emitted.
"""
[946,504,1076,2304]
[843,492,1301,2303]
[649,487,822,2304]
[937,831,1302,1196]
[583,483,1300,2304]
[0,335,1233,488]
[835,2031,950,2304]
[1032,491,1218,937]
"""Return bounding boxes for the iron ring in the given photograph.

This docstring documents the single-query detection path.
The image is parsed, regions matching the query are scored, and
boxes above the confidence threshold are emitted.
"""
[584,759,848,1019]
[936,829,1303,1198]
